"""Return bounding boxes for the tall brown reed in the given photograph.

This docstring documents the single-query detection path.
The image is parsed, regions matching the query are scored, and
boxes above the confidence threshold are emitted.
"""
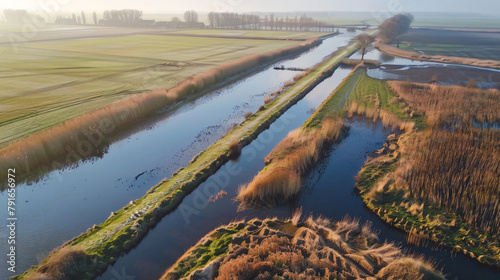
[237,118,344,208]
[395,128,500,233]
[389,81,500,128]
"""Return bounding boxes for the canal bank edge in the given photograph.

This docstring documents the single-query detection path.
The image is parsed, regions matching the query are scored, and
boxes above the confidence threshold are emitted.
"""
[13,34,363,280]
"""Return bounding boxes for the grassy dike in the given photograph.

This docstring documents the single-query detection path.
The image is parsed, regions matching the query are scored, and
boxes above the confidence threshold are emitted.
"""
[14,39,361,280]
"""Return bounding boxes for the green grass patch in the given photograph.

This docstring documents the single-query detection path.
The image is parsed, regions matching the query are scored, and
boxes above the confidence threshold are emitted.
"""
[305,68,425,130]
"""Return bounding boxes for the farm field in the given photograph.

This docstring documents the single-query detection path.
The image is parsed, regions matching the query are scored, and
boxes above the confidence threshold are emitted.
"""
[396,28,500,61]
[0,32,305,146]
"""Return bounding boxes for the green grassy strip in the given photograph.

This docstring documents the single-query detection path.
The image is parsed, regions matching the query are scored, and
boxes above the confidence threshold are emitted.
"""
[356,155,500,268]
[305,68,425,129]
[304,68,362,128]
[14,39,360,280]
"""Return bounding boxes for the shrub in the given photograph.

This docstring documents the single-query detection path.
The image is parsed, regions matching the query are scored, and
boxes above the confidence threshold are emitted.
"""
[467,78,478,88]
[244,112,253,119]
[228,140,241,159]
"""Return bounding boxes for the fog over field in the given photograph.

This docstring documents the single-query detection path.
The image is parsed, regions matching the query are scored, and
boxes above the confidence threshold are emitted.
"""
[3,0,499,14]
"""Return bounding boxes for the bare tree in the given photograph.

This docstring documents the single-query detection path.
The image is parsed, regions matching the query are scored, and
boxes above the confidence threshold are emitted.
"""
[184,10,198,23]
[81,11,86,25]
[93,12,97,25]
[352,34,375,60]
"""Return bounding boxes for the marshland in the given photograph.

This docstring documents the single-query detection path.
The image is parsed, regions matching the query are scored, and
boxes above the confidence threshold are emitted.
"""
[2,3,500,280]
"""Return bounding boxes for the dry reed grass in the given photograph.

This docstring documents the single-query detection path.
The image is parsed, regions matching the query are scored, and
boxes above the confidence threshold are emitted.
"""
[237,118,344,208]
[228,139,241,159]
[293,69,312,82]
[25,246,87,280]
[395,128,500,233]
[389,81,500,127]
[244,112,253,119]
[346,100,415,131]
[263,96,273,104]
[164,216,443,280]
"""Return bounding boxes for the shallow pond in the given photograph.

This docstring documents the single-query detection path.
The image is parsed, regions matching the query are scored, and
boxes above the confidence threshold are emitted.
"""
[352,48,500,89]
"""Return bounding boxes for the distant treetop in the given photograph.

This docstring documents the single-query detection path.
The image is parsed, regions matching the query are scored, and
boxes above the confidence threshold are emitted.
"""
[379,13,414,42]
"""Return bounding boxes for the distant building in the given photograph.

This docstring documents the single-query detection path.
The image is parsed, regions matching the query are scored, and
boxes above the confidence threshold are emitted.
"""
[141,19,156,28]
[155,21,205,29]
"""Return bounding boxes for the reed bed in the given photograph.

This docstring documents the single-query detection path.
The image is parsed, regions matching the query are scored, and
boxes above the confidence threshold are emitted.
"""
[389,81,500,128]
[395,128,500,233]
[346,100,415,131]
[237,118,344,208]
[341,58,380,67]
[0,38,319,188]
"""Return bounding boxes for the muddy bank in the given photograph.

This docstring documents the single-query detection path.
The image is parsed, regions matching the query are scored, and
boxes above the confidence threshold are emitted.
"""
[0,38,321,189]
[369,64,500,90]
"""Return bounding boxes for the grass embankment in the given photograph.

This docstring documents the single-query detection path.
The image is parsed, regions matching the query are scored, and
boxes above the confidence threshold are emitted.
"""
[237,66,420,208]
[14,40,359,280]
[162,216,444,280]
[355,82,500,268]
[375,40,500,69]
[0,36,319,188]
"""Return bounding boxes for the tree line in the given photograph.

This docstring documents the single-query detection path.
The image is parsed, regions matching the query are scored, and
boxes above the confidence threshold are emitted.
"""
[3,9,44,24]
[207,12,332,31]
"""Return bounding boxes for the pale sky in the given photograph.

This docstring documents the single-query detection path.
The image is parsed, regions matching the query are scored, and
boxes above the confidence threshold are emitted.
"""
[1,0,499,15]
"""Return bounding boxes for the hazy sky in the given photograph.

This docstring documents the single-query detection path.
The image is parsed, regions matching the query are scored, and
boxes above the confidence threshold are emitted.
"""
[1,0,499,14]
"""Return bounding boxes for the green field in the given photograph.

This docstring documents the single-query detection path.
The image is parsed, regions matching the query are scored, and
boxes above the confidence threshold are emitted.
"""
[0,33,299,146]
[170,29,332,39]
